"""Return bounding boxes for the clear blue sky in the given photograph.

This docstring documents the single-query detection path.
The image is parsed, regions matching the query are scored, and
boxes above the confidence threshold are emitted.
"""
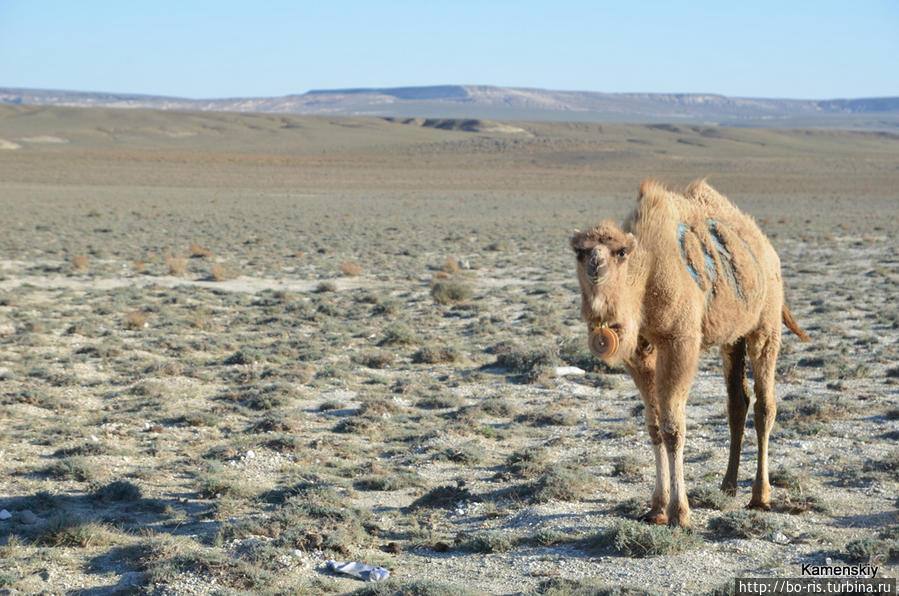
[1,0,896,100]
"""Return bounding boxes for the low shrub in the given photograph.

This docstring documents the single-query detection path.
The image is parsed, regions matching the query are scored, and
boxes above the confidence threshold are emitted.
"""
[585,520,702,557]
[431,281,472,305]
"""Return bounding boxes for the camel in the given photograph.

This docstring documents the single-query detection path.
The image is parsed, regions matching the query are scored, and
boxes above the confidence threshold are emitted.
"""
[570,178,809,528]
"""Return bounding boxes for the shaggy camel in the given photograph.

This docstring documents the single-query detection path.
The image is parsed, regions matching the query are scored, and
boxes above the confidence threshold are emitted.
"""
[571,179,809,528]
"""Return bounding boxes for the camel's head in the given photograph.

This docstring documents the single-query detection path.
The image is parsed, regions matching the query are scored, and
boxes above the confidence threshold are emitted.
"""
[570,220,640,365]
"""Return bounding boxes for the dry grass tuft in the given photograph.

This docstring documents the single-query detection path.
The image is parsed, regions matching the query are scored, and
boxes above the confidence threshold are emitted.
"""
[124,311,149,329]
[340,262,362,277]
[189,243,213,258]
[441,257,461,274]
[210,263,230,281]
[70,255,90,272]
[166,255,188,276]
[35,512,112,547]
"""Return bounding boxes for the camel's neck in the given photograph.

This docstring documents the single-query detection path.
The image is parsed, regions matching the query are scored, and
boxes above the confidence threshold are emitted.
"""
[624,245,651,307]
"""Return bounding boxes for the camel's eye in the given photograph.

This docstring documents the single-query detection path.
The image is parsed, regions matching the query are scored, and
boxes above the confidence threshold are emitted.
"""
[616,248,628,259]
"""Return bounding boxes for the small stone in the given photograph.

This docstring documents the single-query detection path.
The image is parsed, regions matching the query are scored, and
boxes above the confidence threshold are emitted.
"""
[244,450,255,459]
[771,530,790,544]
[18,510,37,525]
[0,509,11,520]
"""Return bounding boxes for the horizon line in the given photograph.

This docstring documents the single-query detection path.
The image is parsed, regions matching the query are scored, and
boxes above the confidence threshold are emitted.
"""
[3,84,898,103]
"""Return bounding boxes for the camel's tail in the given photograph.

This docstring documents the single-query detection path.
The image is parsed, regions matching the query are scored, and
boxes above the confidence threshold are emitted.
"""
[782,304,811,342]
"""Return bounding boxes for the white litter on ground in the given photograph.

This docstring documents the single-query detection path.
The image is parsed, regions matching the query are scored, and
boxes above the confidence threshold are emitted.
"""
[554,366,586,376]
[326,560,390,582]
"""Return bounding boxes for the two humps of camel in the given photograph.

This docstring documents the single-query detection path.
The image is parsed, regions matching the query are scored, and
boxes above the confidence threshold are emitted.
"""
[571,179,809,528]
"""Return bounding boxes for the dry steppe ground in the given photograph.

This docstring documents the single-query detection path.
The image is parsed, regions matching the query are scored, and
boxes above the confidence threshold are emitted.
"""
[0,105,897,595]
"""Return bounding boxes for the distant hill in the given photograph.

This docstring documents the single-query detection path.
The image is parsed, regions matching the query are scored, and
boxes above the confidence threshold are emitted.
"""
[2,85,898,129]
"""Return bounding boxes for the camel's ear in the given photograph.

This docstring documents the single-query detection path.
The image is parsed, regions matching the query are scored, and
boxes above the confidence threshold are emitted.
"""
[625,233,637,254]
[569,230,583,251]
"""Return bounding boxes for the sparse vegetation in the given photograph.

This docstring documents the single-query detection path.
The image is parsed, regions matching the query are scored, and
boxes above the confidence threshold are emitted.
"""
[189,243,213,258]
[0,105,895,594]
[530,578,661,595]
[46,456,99,482]
[380,322,420,346]
[409,484,475,510]
[124,310,149,329]
[843,525,899,563]
[70,254,90,272]
[504,446,550,479]
[688,484,734,510]
[166,255,188,276]
[412,344,461,364]
[340,261,363,276]
[584,520,702,557]
[209,262,230,281]
[34,512,111,547]
[351,579,485,596]
[708,510,787,539]
[92,480,142,502]
[528,467,593,503]
[431,280,472,305]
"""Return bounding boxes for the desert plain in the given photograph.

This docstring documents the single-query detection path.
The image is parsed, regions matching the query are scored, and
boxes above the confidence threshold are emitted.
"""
[0,104,897,595]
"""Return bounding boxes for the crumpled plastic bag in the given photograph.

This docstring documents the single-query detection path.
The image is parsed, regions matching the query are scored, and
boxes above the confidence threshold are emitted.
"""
[326,560,390,582]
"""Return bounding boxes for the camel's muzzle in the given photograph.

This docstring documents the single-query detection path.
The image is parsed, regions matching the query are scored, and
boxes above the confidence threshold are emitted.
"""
[589,252,608,285]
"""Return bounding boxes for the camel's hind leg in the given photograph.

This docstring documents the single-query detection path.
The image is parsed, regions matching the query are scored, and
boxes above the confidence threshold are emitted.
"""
[746,328,781,510]
[624,339,667,524]
[721,338,750,496]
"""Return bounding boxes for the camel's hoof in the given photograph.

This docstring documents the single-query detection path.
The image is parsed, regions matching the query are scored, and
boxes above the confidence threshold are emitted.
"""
[665,505,691,528]
[639,510,668,525]
[747,501,772,512]
[589,327,619,360]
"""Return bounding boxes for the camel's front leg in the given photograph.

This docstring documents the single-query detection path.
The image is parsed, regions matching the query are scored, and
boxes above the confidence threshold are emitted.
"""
[655,337,701,528]
[624,339,667,524]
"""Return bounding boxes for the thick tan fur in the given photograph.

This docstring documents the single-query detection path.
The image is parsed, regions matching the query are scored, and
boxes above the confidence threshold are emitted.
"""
[571,178,809,528]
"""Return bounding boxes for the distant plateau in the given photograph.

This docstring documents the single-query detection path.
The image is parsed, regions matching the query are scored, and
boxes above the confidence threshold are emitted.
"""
[2,85,899,130]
